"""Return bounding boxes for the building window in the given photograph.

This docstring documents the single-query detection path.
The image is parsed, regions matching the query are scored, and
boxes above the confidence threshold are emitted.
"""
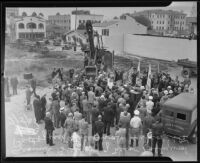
[162,27,164,30]
[165,110,174,117]
[79,20,82,24]
[18,23,24,29]
[26,22,36,29]
[38,23,44,29]
[177,113,186,121]
[102,29,109,36]
[163,21,164,24]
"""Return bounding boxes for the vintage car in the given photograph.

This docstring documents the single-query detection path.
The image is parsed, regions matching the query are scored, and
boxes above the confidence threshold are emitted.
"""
[161,93,197,144]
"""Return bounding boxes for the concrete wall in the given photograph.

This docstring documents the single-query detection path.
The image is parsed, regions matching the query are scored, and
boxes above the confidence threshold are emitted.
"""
[124,34,197,61]
[102,35,124,54]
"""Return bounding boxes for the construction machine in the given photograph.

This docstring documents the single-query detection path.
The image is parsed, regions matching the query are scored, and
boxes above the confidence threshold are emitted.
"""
[84,20,114,78]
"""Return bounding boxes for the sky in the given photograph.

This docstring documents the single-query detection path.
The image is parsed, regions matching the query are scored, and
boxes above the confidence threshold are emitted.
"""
[18,2,196,20]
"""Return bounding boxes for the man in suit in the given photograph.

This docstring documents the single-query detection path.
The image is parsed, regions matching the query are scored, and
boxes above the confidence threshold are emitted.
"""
[152,117,164,157]
[79,116,89,151]
[30,78,37,95]
[52,97,60,128]
[10,76,18,95]
[91,103,100,136]
[44,112,55,146]
[33,95,42,124]
[103,102,114,136]
[41,94,47,120]
[94,115,104,151]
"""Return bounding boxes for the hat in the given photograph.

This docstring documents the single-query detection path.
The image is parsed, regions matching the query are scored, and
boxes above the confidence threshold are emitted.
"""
[100,95,105,99]
[126,104,130,108]
[140,86,145,90]
[178,87,182,90]
[149,96,153,100]
[68,113,73,117]
[60,107,65,112]
[167,86,171,89]
[46,112,51,118]
[169,90,173,94]
[164,90,168,95]
[98,115,102,119]
[134,110,140,116]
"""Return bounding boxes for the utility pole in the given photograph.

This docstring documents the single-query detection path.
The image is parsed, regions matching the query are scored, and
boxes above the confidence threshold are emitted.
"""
[74,7,77,51]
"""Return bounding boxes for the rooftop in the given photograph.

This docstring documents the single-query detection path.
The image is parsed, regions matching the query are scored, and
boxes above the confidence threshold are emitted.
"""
[133,9,187,16]
[163,93,197,111]
[93,20,119,27]
[65,29,87,37]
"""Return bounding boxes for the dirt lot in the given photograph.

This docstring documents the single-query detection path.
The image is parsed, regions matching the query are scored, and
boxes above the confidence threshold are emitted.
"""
[4,45,196,90]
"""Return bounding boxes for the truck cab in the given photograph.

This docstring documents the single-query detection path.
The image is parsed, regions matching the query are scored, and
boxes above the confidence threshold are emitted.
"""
[161,93,197,143]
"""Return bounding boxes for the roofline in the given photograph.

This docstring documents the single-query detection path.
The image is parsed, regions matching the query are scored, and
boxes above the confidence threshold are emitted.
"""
[64,30,87,38]
[93,21,118,27]
[133,9,187,16]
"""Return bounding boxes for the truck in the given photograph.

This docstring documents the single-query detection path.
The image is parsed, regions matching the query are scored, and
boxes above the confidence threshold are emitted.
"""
[161,93,197,144]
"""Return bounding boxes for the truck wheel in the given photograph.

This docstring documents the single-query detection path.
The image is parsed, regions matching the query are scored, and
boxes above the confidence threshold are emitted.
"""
[188,126,197,144]
[182,68,191,78]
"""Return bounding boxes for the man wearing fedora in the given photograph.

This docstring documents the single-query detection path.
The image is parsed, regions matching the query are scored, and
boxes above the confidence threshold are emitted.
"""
[44,112,55,146]
[94,115,104,151]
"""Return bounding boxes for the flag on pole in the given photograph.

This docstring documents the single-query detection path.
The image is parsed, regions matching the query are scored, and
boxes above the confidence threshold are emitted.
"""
[137,59,140,76]
[157,62,160,73]
[136,59,141,86]
[146,64,151,92]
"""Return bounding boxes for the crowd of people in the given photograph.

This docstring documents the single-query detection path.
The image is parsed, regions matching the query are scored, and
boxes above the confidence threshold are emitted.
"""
[19,64,194,156]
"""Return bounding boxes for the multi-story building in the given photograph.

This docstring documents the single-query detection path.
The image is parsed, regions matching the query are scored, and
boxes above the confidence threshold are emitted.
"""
[132,10,187,34]
[14,15,46,40]
[71,14,103,30]
[47,13,71,32]
[6,8,19,18]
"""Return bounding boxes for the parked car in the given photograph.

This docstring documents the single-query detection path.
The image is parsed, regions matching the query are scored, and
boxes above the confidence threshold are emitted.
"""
[161,93,197,144]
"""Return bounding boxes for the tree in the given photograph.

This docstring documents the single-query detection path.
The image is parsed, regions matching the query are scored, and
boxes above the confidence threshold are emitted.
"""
[77,23,86,30]
[22,12,27,17]
[39,13,44,17]
[113,16,118,19]
[133,15,151,28]
[32,12,37,17]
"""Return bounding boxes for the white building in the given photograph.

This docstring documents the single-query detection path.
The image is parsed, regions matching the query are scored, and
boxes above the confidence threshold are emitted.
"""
[15,16,46,40]
[64,30,88,45]
[71,14,103,30]
[93,15,147,37]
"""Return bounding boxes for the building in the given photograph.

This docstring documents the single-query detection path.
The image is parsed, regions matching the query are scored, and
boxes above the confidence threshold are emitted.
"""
[14,15,46,40]
[71,14,103,30]
[93,15,147,37]
[132,10,187,34]
[46,24,65,39]
[64,30,88,45]
[186,17,197,35]
[47,13,71,32]
[6,8,19,18]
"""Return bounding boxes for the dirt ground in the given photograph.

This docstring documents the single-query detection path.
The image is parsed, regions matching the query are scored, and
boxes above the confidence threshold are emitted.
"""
[4,45,183,88]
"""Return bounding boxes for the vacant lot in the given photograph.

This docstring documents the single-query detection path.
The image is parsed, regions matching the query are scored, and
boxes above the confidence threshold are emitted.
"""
[4,45,181,88]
